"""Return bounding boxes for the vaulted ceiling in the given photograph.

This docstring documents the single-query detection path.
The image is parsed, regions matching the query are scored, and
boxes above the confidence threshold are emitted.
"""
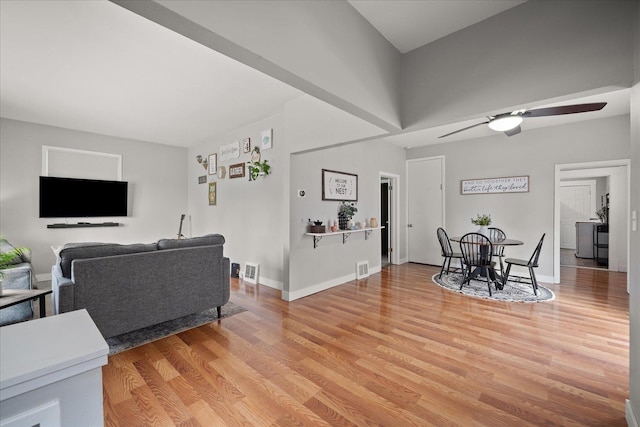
[0,1,630,149]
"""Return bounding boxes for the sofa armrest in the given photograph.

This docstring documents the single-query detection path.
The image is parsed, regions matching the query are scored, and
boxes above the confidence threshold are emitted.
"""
[51,264,74,315]
[1,262,33,290]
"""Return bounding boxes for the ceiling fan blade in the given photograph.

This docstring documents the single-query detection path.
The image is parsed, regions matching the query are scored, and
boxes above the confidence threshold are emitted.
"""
[439,121,489,138]
[504,125,521,137]
[523,102,606,118]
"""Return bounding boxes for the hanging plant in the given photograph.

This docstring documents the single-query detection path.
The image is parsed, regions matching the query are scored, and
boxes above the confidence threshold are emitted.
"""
[247,160,271,180]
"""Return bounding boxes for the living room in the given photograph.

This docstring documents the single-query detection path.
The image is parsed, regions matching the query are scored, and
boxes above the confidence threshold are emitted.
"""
[1,1,638,425]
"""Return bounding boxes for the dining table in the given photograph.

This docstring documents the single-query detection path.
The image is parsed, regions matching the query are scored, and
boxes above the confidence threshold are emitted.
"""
[449,235,523,288]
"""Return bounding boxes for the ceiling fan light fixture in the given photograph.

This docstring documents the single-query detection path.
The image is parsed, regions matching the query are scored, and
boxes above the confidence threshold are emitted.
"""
[488,115,523,132]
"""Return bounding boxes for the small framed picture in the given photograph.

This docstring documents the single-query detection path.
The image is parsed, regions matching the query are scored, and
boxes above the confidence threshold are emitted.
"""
[229,163,245,179]
[242,137,251,153]
[208,153,217,175]
[198,175,207,184]
[208,182,217,206]
[261,129,273,150]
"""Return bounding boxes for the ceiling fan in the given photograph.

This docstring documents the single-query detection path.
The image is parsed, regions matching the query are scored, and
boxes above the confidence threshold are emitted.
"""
[438,102,607,138]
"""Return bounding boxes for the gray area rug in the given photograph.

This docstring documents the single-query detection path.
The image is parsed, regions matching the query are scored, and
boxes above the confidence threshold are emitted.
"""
[432,272,555,303]
[106,302,246,355]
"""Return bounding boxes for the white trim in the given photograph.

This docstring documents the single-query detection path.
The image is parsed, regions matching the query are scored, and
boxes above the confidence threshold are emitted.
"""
[257,277,282,290]
[42,145,123,180]
[627,399,639,427]
[283,265,381,301]
[379,171,400,265]
[554,159,630,287]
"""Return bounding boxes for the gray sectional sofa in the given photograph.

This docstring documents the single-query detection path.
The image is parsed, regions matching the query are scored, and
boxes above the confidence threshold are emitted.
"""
[52,234,230,339]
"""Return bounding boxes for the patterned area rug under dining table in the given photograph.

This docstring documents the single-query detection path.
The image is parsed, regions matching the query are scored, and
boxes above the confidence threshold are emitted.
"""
[432,272,555,303]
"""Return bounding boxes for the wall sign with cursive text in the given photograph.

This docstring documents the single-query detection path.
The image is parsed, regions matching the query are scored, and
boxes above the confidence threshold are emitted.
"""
[461,175,529,195]
[322,169,358,201]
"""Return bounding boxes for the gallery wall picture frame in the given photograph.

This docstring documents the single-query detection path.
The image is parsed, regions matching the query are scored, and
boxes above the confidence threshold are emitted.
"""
[220,141,240,162]
[460,175,529,195]
[208,182,217,206]
[229,163,245,179]
[261,129,273,150]
[243,137,251,153]
[198,175,207,184]
[322,169,358,201]
[208,153,217,175]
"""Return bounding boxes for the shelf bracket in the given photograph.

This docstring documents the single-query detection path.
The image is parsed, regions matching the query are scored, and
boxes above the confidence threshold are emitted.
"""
[313,235,323,249]
[342,232,351,244]
[365,230,373,240]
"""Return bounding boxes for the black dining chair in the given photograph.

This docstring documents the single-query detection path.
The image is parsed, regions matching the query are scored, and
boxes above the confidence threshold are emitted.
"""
[488,227,507,277]
[436,228,463,277]
[502,233,545,295]
[459,232,495,296]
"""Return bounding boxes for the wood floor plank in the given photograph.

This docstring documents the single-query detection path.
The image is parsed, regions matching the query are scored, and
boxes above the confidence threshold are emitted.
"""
[103,264,629,426]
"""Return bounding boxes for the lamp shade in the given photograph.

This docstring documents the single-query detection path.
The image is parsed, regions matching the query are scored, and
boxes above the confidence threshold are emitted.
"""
[488,115,523,132]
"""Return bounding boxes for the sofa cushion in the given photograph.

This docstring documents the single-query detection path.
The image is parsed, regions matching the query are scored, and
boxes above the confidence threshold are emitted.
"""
[157,234,225,250]
[59,243,158,278]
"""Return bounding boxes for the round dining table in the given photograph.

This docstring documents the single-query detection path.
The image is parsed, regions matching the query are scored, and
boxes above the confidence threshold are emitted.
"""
[448,235,523,288]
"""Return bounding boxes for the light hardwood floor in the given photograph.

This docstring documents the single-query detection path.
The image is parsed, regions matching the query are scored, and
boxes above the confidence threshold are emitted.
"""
[102,264,629,426]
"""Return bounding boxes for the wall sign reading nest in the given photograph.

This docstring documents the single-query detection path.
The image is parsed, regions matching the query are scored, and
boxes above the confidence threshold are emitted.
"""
[461,175,529,195]
[322,169,358,201]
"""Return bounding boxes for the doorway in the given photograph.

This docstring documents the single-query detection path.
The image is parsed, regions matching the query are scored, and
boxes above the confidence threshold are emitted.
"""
[380,179,390,267]
[379,172,400,266]
[554,159,630,292]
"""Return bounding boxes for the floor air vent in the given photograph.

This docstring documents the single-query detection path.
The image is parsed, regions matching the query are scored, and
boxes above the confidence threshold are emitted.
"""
[356,261,369,279]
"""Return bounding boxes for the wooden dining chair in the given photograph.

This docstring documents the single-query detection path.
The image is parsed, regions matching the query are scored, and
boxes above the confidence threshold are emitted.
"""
[488,227,507,277]
[436,228,463,277]
[502,233,545,295]
[459,232,495,296]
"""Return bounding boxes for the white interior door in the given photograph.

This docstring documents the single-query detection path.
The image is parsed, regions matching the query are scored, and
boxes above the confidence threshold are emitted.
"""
[408,157,443,264]
[559,182,595,249]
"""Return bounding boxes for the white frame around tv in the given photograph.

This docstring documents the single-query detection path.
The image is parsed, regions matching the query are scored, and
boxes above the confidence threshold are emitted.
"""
[42,146,123,181]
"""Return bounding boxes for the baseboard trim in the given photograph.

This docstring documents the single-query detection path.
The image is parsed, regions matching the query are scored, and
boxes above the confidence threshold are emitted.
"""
[283,265,382,302]
[256,277,282,290]
[627,399,639,427]
[36,272,52,283]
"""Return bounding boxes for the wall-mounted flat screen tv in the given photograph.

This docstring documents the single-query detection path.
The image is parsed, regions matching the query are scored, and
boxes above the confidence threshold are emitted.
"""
[39,176,128,218]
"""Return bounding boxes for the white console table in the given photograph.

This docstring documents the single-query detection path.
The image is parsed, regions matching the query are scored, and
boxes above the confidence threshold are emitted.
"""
[0,309,108,426]
[305,226,384,248]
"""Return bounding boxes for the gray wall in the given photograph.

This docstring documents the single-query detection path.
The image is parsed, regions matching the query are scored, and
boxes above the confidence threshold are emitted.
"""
[0,118,187,277]
[288,139,406,301]
[406,115,630,281]
[187,113,286,288]
[401,0,636,132]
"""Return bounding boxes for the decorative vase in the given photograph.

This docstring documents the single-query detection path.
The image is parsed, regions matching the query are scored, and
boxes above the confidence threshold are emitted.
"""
[338,215,349,230]
[478,226,488,236]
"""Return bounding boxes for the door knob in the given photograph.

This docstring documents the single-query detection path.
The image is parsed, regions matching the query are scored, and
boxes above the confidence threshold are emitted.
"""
[408,224,413,228]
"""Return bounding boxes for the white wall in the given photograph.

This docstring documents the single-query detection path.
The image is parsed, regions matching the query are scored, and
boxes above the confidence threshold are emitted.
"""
[405,115,630,282]
[0,118,187,277]
[288,139,406,301]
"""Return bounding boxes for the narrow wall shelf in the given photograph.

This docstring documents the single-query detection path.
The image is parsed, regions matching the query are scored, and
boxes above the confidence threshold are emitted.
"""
[305,226,384,249]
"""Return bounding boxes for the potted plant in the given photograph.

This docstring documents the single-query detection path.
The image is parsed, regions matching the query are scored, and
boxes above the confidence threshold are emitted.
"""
[247,147,271,181]
[471,213,492,235]
[338,202,358,230]
[0,238,27,295]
